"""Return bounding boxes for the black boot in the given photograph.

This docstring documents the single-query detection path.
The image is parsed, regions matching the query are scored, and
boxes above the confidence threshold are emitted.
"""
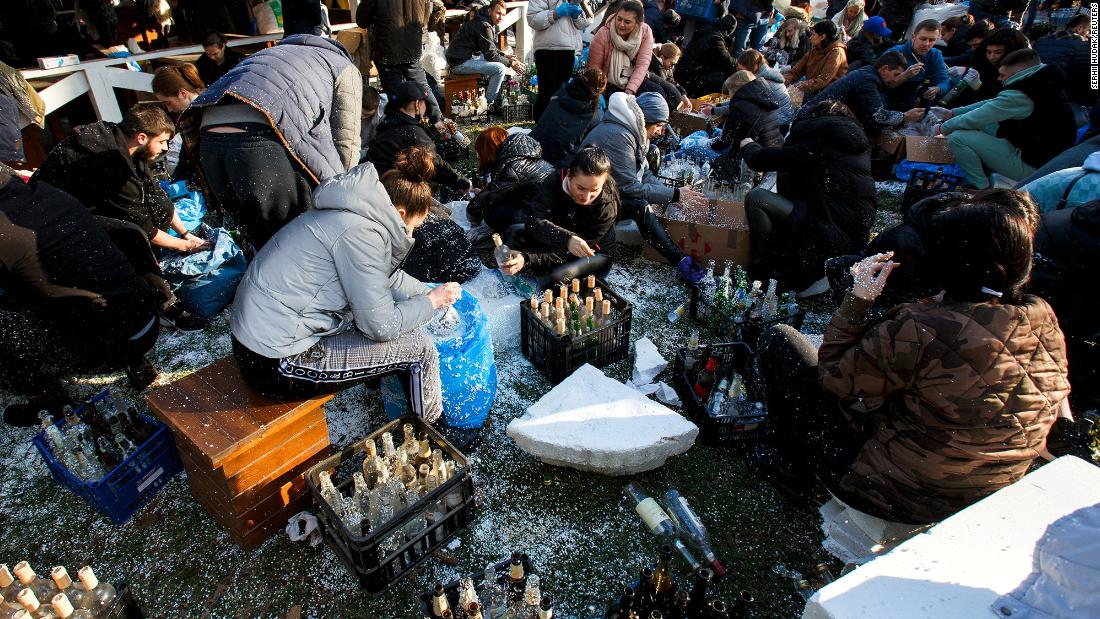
[125,356,159,391]
[3,385,73,427]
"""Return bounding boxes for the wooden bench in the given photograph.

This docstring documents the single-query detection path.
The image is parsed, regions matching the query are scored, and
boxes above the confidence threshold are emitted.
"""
[443,72,483,116]
[146,358,333,550]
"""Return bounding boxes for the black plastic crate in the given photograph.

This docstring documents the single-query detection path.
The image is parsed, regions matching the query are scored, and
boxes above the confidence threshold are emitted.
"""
[688,283,805,348]
[520,278,633,384]
[305,415,476,594]
[674,342,768,446]
[900,168,968,212]
[496,103,532,123]
[416,553,537,616]
[104,580,144,619]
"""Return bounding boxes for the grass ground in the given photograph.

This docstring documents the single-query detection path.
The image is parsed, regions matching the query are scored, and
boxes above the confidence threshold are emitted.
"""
[0,148,920,619]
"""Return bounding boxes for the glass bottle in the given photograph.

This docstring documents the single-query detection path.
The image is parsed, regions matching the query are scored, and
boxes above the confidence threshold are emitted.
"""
[74,569,114,613]
[48,595,91,619]
[15,590,56,619]
[415,433,433,470]
[46,571,86,612]
[692,358,718,400]
[492,234,515,282]
[0,566,22,609]
[605,586,638,619]
[38,413,71,469]
[0,598,22,619]
[650,545,675,603]
[538,596,553,619]
[707,379,729,418]
[731,591,754,619]
[663,489,726,577]
[706,600,728,618]
[95,436,123,472]
[12,565,55,605]
[522,574,541,613]
[431,583,450,617]
[479,563,507,619]
[686,568,714,616]
[634,567,655,615]
[624,483,676,537]
[457,577,478,613]
[506,553,526,601]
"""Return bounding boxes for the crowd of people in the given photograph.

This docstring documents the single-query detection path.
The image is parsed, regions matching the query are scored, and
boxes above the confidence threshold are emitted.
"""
[0,0,1096,528]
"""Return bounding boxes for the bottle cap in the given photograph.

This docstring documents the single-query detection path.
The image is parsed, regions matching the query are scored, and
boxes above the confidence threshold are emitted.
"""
[50,566,72,589]
[0,564,13,587]
[77,567,98,590]
[491,233,503,247]
[51,593,75,617]
[12,562,34,585]
[16,589,39,611]
[509,558,524,580]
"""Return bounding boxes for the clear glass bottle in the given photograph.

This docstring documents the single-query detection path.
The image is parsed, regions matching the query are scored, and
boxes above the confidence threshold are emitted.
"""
[12,565,55,605]
[15,589,56,619]
[624,483,676,537]
[663,489,726,577]
[47,570,87,612]
[48,595,91,619]
[318,470,342,513]
[492,234,515,282]
[522,574,541,611]
[0,566,21,610]
[0,597,23,619]
[538,596,553,619]
[74,569,114,613]
[479,563,507,619]
[430,582,450,617]
[38,413,70,466]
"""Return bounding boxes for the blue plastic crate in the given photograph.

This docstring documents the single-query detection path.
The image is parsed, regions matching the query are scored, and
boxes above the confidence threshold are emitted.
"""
[33,390,183,525]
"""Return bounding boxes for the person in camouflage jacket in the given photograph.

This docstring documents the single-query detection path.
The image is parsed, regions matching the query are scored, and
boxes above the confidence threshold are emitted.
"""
[758,190,1071,524]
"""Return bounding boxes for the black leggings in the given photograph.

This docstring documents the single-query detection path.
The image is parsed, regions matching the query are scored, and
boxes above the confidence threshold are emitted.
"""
[505,224,614,288]
[744,187,795,260]
[622,200,685,265]
[93,216,175,308]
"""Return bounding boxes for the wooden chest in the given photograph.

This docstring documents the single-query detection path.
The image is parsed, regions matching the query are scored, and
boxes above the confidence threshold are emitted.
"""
[146,358,333,550]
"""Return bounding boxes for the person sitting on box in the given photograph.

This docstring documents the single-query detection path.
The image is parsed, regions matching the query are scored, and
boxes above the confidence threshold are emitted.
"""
[0,165,162,426]
[934,49,1077,190]
[580,91,707,283]
[739,99,876,297]
[446,0,526,108]
[752,189,1072,525]
[231,147,461,425]
[496,145,621,288]
[799,51,926,139]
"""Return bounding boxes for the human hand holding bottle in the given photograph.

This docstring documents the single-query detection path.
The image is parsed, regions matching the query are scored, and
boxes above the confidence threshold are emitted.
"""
[850,252,899,302]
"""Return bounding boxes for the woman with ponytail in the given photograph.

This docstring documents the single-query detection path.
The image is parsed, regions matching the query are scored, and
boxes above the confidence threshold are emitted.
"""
[754,189,1071,525]
[529,68,607,169]
[231,146,461,424]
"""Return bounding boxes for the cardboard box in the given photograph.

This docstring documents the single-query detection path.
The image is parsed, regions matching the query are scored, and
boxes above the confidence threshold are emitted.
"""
[643,199,751,267]
[670,110,710,136]
[36,54,80,69]
[905,135,955,165]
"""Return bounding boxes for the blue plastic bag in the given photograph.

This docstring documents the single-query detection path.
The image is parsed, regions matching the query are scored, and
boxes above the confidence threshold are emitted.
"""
[160,226,247,319]
[678,130,723,161]
[159,180,206,235]
[382,289,497,429]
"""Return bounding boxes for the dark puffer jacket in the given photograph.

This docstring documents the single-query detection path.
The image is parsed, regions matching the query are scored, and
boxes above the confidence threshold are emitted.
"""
[402,214,482,284]
[1032,199,1100,351]
[845,30,887,71]
[365,111,469,191]
[529,79,604,169]
[820,292,1070,524]
[1035,31,1094,105]
[1,174,157,341]
[711,78,784,178]
[446,6,506,66]
[742,114,876,288]
[803,66,903,136]
[31,121,173,240]
[467,133,555,231]
[521,171,620,269]
[181,35,362,185]
[674,23,738,98]
[877,0,919,34]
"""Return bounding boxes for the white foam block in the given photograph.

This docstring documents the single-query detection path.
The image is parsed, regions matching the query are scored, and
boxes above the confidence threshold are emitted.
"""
[632,337,668,385]
[506,364,698,475]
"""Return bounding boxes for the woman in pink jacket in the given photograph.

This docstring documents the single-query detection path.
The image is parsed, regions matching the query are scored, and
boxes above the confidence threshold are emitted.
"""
[586,0,654,96]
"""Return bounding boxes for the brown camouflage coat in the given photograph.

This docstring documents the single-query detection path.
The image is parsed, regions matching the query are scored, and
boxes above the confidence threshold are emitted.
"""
[819,293,1071,524]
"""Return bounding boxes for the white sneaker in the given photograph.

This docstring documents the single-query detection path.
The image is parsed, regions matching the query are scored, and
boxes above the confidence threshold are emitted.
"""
[798,276,830,299]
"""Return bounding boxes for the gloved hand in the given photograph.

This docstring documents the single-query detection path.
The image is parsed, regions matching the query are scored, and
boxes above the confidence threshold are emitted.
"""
[677,256,707,284]
[962,67,981,89]
[555,2,582,18]
[947,65,967,78]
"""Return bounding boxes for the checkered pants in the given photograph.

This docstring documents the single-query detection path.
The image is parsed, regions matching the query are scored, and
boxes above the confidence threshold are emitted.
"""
[279,328,443,423]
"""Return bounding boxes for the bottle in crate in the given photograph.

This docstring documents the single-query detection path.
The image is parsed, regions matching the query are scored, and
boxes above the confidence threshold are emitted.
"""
[46,570,86,613]
[75,568,114,614]
[12,564,56,606]
[0,565,22,607]
[49,594,91,619]
[16,588,56,619]
[605,586,638,619]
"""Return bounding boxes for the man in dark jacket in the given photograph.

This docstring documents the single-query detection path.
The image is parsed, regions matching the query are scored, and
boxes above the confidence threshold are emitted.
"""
[644,0,671,43]
[0,166,161,426]
[939,49,1077,189]
[366,82,471,192]
[282,0,327,36]
[357,0,446,125]
[741,100,877,292]
[446,0,526,105]
[194,30,244,86]
[845,16,892,71]
[500,145,621,288]
[674,15,738,98]
[1034,15,1094,106]
[32,103,209,255]
[803,51,925,137]
[529,72,606,169]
